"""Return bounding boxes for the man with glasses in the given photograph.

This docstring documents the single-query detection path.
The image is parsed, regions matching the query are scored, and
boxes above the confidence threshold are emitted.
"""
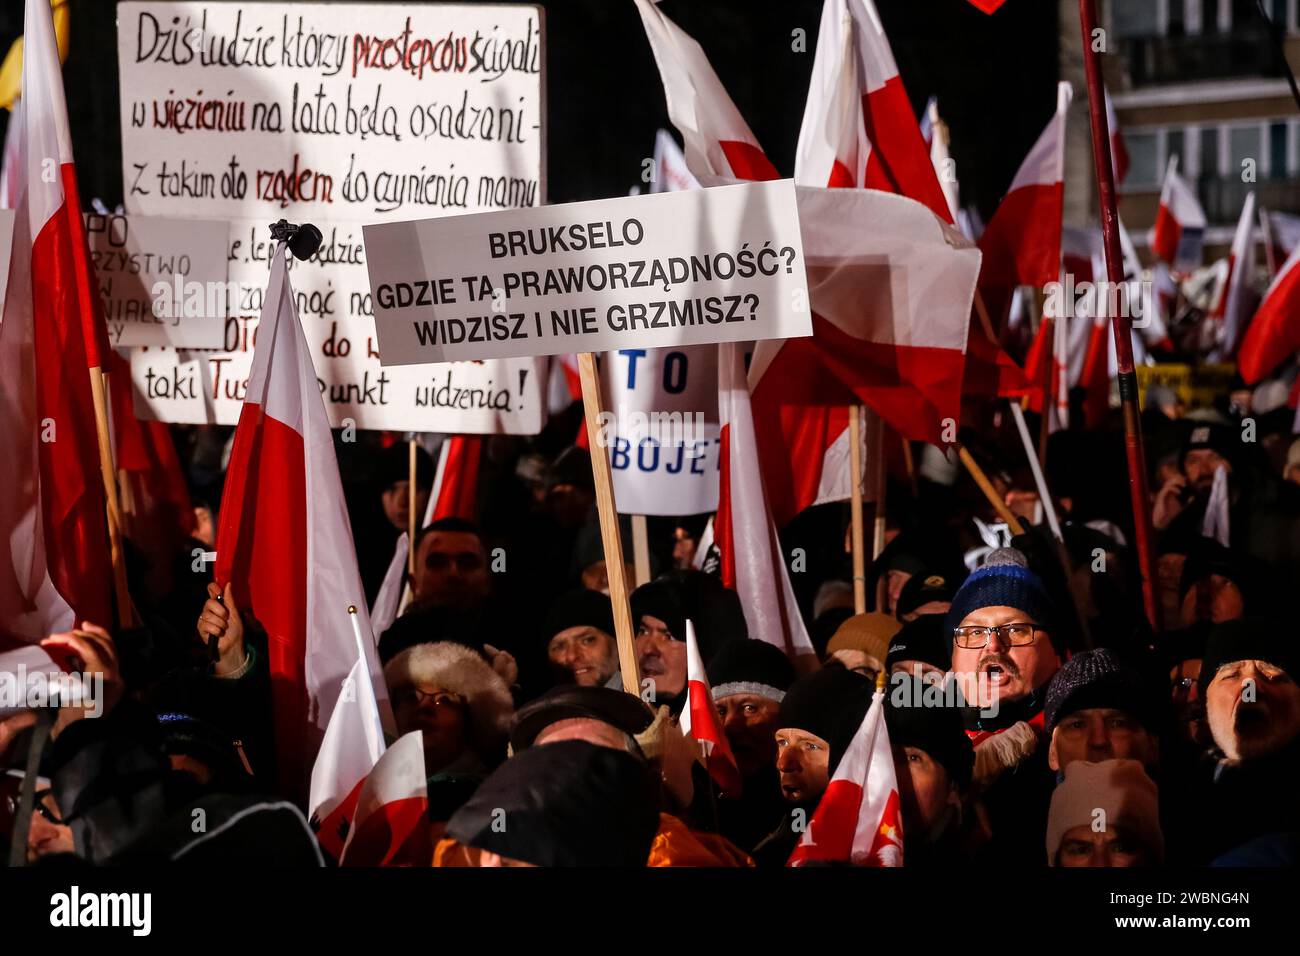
[945,547,1063,866]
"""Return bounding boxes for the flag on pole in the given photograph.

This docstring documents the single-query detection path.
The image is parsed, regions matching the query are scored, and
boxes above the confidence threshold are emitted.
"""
[920,98,962,226]
[679,619,742,797]
[369,531,408,640]
[1213,192,1258,359]
[214,244,393,799]
[788,685,903,867]
[1237,242,1300,383]
[1150,156,1206,270]
[339,730,430,867]
[428,436,482,524]
[309,610,388,862]
[716,342,817,660]
[1104,88,1129,186]
[977,82,1072,324]
[796,0,951,221]
[0,0,112,639]
[633,0,812,660]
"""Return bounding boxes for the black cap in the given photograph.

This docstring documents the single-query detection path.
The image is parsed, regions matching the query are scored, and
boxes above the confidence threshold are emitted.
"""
[778,667,873,773]
[885,677,974,790]
[885,615,952,673]
[509,685,655,752]
[1182,422,1237,463]
[706,638,795,703]
[1044,648,1156,734]
[630,579,686,644]
[543,589,615,641]
[1199,618,1299,695]
[896,573,955,619]
[446,740,660,866]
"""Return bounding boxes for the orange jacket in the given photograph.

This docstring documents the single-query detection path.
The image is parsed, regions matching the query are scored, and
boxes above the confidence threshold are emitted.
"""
[431,813,754,867]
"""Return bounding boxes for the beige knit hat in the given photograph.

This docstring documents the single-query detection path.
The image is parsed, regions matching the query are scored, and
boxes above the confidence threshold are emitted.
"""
[826,613,902,668]
[1045,759,1164,865]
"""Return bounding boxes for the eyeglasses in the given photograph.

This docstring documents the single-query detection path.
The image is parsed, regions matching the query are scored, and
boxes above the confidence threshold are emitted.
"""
[952,622,1040,650]
[4,788,62,825]
[396,688,465,709]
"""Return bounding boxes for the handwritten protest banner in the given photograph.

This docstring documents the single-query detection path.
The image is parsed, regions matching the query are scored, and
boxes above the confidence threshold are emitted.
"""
[599,346,719,516]
[364,179,811,363]
[116,2,545,433]
[87,213,229,348]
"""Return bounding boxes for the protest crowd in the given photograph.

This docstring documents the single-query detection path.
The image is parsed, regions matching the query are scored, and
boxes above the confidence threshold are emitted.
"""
[3,0,1300,876]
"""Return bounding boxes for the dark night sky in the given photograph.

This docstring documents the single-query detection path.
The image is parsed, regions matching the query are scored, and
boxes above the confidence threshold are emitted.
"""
[0,0,1060,217]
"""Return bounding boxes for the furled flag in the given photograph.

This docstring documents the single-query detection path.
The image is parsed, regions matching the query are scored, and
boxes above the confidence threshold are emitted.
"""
[308,610,387,862]
[369,532,408,640]
[1021,290,1071,433]
[633,0,812,662]
[1104,87,1129,186]
[1149,156,1206,271]
[1237,241,1300,383]
[796,0,951,221]
[716,342,817,661]
[977,82,1073,327]
[678,619,741,797]
[215,244,393,799]
[788,682,903,867]
[339,730,430,867]
[920,98,962,227]
[0,0,112,641]
[1213,192,1258,359]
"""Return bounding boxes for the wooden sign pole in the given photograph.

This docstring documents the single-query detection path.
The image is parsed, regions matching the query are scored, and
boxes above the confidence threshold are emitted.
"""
[577,352,641,695]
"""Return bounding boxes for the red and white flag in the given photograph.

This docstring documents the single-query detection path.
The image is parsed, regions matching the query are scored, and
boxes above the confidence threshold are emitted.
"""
[1237,241,1300,383]
[309,614,388,862]
[1213,192,1258,359]
[788,686,903,867]
[920,98,962,227]
[716,342,816,660]
[0,0,112,642]
[796,0,950,221]
[977,82,1072,324]
[215,245,392,798]
[634,0,812,660]
[633,0,778,184]
[678,619,741,797]
[428,435,482,524]
[967,0,1009,12]
[339,729,430,867]
[1150,156,1206,270]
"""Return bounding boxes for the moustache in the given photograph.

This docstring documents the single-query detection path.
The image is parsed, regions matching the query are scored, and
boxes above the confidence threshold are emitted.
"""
[978,653,1021,677]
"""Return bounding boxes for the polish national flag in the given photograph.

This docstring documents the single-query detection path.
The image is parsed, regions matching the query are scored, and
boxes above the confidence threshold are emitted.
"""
[751,186,981,521]
[1237,242,1300,383]
[977,82,1072,325]
[339,729,430,867]
[215,245,393,799]
[716,342,816,660]
[678,619,741,797]
[920,98,962,227]
[309,613,388,862]
[788,686,903,867]
[1149,156,1206,270]
[796,0,951,222]
[634,0,812,660]
[1213,192,1258,359]
[0,0,112,642]
[428,436,482,524]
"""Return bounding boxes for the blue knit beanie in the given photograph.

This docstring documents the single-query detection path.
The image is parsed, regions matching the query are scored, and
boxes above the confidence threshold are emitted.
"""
[944,548,1057,647]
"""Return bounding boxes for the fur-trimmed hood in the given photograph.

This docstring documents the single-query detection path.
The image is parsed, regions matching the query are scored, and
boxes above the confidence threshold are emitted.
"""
[384,642,513,754]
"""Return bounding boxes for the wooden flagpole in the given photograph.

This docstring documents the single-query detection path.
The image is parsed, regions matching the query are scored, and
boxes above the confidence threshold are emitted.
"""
[577,352,641,695]
[871,417,888,561]
[956,444,1025,537]
[1079,0,1159,630]
[631,514,652,587]
[407,438,418,581]
[90,368,131,629]
[849,405,867,614]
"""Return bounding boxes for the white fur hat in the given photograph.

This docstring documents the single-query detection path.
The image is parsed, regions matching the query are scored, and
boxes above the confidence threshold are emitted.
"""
[384,642,513,752]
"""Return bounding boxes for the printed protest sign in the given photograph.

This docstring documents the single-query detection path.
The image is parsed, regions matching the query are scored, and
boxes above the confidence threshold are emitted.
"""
[86,213,229,348]
[364,179,811,364]
[116,2,545,433]
[600,345,719,516]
